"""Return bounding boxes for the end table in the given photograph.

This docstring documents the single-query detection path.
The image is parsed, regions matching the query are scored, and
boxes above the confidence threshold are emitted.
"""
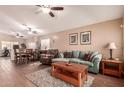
[102,59,122,78]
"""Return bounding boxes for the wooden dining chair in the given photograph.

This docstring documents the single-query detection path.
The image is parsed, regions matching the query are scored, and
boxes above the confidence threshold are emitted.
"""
[26,49,33,62]
[14,49,27,64]
[33,49,40,61]
[14,49,20,64]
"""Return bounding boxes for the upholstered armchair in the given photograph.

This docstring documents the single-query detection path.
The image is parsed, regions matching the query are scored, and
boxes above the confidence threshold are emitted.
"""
[40,49,59,65]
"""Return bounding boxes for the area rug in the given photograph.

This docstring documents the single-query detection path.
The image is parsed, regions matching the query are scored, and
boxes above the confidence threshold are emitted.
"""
[25,67,94,87]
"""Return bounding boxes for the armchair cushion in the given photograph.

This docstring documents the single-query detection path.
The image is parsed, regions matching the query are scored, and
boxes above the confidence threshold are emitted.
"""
[40,49,59,65]
[48,49,59,58]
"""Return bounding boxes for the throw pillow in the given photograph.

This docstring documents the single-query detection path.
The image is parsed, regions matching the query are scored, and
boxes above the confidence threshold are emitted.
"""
[79,51,85,59]
[64,51,72,58]
[59,53,64,58]
[72,51,80,58]
[84,53,91,61]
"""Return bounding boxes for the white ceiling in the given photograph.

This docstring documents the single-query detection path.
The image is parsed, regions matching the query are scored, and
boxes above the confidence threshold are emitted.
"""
[0,5,123,38]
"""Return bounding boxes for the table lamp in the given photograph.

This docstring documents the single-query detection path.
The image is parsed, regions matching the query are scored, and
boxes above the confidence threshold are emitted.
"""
[107,42,117,59]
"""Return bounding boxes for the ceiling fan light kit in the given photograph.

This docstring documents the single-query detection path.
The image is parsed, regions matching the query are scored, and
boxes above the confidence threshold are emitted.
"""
[22,24,40,35]
[15,33,23,38]
[36,5,64,17]
[42,7,50,13]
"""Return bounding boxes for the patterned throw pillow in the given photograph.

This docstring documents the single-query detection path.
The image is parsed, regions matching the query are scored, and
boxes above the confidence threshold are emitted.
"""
[63,52,72,58]
[59,53,64,58]
[84,53,91,61]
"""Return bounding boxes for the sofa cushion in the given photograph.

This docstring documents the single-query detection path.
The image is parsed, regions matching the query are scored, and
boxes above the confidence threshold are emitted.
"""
[63,51,72,58]
[72,51,80,58]
[79,51,85,59]
[78,60,94,67]
[69,58,81,63]
[52,58,69,62]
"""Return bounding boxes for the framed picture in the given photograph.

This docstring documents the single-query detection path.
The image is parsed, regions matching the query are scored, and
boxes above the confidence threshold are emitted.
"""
[69,33,78,45]
[80,31,91,45]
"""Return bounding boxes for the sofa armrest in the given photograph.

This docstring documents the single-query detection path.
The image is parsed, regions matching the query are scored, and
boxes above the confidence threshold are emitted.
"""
[92,54,102,68]
[92,54,102,63]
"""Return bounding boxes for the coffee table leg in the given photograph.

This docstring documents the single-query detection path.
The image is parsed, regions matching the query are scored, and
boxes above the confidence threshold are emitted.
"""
[119,64,122,78]
[52,66,55,76]
[85,69,88,81]
[78,73,82,87]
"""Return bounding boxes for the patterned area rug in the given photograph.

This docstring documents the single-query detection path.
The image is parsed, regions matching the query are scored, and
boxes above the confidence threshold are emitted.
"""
[25,67,94,87]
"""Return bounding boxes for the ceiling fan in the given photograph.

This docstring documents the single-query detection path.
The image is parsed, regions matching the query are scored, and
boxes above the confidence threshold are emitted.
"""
[35,5,64,17]
[16,33,23,38]
[23,24,38,35]
[10,29,24,38]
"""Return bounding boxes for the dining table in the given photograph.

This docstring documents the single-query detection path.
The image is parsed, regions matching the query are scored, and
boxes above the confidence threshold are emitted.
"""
[15,51,34,63]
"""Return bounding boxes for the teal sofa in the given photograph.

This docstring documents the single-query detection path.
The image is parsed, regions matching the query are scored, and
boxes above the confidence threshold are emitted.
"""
[52,51,102,74]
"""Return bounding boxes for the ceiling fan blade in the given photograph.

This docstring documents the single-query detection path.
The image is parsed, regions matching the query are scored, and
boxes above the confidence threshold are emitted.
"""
[22,24,27,26]
[36,5,42,7]
[20,36,23,38]
[49,11,55,17]
[51,7,64,10]
[35,9,42,14]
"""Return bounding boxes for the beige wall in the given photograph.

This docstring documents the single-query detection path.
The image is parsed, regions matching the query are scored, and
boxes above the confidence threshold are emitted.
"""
[26,18,123,60]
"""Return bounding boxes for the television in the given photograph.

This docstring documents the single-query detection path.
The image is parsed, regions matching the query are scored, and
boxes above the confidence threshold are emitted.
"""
[13,45,19,49]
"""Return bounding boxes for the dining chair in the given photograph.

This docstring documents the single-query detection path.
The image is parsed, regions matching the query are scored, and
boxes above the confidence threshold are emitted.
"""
[33,49,40,61]
[26,49,33,62]
[14,49,27,64]
[14,49,20,64]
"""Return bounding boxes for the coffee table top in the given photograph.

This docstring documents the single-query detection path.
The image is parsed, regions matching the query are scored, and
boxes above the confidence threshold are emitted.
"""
[52,62,88,73]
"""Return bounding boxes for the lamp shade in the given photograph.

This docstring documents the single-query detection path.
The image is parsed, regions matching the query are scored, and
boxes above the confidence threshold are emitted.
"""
[107,42,117,49]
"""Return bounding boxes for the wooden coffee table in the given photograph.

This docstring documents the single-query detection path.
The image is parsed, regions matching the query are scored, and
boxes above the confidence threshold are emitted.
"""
[51,62,88,87]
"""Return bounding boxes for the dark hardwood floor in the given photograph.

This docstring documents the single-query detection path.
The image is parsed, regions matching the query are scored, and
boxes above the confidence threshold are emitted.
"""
[0,57,123,87]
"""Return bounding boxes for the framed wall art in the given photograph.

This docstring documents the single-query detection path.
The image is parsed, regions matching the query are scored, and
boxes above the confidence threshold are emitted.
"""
[80,31,91,45]
[69,33,78,45]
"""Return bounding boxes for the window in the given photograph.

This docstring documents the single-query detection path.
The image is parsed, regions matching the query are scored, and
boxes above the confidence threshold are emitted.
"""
[1,41,19,50]
[27,42,36,49]
[41,39,50,50]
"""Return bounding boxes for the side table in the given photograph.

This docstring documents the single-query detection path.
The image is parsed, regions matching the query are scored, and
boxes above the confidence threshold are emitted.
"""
[102,59,122,78]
